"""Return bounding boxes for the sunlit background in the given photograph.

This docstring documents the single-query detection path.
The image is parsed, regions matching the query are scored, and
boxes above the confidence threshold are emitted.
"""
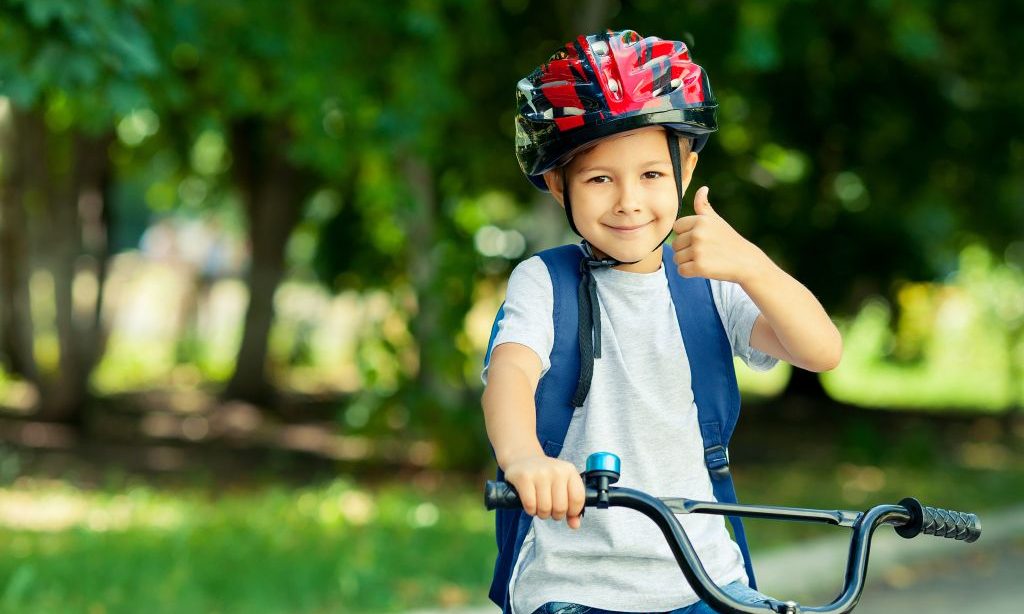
[0,0,1022,612]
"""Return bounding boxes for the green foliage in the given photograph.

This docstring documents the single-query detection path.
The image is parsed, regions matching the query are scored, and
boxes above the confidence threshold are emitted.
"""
[4,0,1024,466]
[0,0,158,130]
[824,244,1024,410]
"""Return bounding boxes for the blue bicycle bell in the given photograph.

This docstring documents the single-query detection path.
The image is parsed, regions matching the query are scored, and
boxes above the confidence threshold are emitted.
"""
[584,452,621,508]
[586,452,621,477]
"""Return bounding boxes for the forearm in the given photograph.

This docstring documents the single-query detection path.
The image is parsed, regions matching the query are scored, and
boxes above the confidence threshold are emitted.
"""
[739,251,843,371]
[482,362,544,471]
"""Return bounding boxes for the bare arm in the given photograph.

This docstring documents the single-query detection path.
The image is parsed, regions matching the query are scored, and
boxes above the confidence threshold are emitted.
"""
[482,342,585,529]
[740,257,843,373]
[482,342,545,469]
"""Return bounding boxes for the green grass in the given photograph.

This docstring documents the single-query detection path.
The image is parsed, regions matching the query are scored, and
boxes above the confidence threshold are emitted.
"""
[1,447,1020,613]
[0,477,496,614]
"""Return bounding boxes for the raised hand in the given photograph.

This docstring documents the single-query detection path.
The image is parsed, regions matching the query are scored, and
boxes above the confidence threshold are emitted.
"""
[671,186,767,283]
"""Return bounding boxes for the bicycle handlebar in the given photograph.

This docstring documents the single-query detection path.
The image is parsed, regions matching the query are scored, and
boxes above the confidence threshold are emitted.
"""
[484,454,981,614]
[894,497,982,542]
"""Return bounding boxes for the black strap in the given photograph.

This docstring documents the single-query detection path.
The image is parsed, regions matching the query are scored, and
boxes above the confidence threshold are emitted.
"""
[667,131,685,219]
[565,131,686,407]
[562,170,582,237]
[571,243,617,407]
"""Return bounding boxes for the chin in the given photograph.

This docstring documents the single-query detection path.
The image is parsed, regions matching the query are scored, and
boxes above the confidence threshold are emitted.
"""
[612,248,651,263]
[592,242,655,264]
[593,232,666,261]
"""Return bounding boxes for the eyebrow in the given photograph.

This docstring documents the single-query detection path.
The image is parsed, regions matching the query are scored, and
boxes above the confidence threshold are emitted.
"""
[577,160,670,174]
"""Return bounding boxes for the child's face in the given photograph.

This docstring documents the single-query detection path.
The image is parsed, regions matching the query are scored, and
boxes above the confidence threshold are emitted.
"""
[544,126,698,273]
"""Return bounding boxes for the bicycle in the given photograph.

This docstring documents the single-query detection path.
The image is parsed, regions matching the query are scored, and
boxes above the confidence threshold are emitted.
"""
[484,452,982,614]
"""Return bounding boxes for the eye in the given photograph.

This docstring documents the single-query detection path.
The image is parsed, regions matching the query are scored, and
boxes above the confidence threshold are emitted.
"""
[586,175,612,184]
[642,171,664,180]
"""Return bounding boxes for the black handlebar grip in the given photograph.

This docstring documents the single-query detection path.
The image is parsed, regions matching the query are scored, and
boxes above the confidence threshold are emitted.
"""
[896,497,981,543]
[485,480,523,510]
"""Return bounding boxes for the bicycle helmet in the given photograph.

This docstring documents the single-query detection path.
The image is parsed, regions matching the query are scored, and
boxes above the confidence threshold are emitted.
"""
[515,29,718,191]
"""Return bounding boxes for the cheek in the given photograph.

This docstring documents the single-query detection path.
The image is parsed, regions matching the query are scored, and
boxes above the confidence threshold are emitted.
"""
[568,186,608,217]
[650,184,681,217]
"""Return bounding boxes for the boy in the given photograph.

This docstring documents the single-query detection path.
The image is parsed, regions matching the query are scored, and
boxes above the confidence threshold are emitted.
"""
[482,30,842,614]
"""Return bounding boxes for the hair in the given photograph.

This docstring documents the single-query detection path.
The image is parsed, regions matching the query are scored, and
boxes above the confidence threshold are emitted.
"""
[559,132,693,179]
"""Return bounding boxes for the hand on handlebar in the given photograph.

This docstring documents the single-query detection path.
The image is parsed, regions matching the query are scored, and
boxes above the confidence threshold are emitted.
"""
[502,454,586,529]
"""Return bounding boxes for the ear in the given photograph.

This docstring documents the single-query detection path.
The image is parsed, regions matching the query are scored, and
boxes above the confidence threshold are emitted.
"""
[679,151,699,194]
[542,169,566,208]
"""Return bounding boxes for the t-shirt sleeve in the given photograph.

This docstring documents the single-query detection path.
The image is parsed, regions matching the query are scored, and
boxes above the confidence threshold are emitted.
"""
[710,279,779,372]
[480,256,555,386]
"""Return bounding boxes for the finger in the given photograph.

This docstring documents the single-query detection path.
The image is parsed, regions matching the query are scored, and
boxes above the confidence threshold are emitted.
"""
[517,480,537,516]
[550,480,568,522]
[534,478,552,520]
[673,246,694,265]
[693,185,713,216]
[677,261,700,278]
[673,215,699,235]
[567,475,586,524]
[671,232,693,252]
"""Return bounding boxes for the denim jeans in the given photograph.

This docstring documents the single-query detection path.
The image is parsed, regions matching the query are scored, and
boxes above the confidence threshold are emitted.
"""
[532,580,773,614]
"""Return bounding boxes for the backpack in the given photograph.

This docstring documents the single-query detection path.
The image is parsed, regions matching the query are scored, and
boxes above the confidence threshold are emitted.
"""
[484,243,755,612]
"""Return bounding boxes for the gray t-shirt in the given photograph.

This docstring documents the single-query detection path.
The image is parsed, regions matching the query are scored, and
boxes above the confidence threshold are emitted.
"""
[482,246,778,613]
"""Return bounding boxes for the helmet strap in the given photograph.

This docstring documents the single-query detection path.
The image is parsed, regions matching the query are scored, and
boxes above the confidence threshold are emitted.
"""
[561,170,583,238]
[663,130,685,244]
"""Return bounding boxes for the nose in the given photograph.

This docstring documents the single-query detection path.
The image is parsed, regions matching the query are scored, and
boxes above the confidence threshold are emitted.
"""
[613,178,643,214]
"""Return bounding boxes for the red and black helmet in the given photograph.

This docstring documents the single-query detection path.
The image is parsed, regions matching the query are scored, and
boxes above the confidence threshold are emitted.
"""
[515,29,718,190]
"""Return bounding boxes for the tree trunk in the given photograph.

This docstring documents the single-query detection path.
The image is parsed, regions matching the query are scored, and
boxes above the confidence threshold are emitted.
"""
[4,106,113,423]
[402,151,487,469]
[0,106,39,385]
[71,131,114,381]
[224,119,308,405]
[36,124,113,423]
[402,155,448,406]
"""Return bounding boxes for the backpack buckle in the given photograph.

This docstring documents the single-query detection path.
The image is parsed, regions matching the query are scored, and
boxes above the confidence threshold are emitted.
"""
[704,444,731,479]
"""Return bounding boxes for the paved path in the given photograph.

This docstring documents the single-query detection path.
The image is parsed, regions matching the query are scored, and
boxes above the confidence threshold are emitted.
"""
[853,539,1023,613]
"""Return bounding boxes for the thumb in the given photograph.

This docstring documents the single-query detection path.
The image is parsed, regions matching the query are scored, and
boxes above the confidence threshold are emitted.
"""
[693,185,716,216]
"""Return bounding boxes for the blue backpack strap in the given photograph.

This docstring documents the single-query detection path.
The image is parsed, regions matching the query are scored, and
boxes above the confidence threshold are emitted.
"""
[661,245,757,588]
[484,304,505,369]
[484,244,584,612]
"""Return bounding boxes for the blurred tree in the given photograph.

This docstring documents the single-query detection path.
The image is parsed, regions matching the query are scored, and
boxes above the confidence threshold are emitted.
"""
[0,0,158,421]
[2,0,1020,457]
[146,0,361,405]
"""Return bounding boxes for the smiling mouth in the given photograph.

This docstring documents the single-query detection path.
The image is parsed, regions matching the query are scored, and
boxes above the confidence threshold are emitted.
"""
[606,222,651,232]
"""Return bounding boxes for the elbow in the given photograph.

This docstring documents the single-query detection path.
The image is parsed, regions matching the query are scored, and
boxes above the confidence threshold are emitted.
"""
[798,328,842,373]
[815,329,843,372]
[817,351,842,373]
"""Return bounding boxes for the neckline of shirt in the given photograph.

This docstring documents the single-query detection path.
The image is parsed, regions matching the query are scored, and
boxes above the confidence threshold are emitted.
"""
[592,261,667,289]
